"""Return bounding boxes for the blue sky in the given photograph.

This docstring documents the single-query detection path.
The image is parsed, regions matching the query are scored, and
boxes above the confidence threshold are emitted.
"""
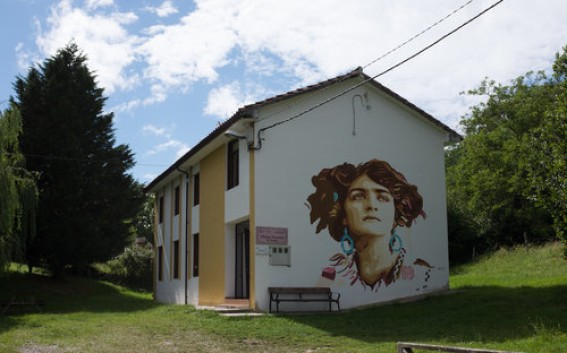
[2,0,566,184]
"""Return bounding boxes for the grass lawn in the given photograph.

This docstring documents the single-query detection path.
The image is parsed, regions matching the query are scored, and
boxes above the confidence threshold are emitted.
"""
[0,243,565,353]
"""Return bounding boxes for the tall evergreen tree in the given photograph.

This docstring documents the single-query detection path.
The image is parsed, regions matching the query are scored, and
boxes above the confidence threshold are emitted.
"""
[12,43,142,275]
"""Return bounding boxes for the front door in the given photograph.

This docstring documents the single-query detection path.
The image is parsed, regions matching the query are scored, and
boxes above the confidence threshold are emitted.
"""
[235,221,250,299]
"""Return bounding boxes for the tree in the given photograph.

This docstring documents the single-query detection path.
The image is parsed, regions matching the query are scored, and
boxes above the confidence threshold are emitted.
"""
[523,49,567,240]
[0,104,38,273]
[12,43,143,275]
[132,192,155,244]
[447,46,567,256]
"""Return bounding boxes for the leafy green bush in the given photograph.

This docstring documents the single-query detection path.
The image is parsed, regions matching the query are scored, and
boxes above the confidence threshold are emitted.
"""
[95,245,153,292]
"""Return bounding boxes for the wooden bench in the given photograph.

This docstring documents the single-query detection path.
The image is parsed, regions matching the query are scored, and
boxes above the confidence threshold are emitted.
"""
[1,295,44,316]
[268,287,340,313]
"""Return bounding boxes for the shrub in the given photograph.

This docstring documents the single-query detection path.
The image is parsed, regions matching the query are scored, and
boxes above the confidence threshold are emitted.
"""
[98,245,153,292]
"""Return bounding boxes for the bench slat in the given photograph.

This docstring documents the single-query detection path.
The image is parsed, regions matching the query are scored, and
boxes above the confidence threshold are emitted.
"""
[268,287,340,313]
[269,287,330,293]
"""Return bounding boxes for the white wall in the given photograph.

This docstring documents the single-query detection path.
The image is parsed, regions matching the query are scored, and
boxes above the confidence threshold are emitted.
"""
[225,138,250,223]
[187,166,200,304]
[252,79,450,311]
[155,137,252,305]
[154,177,191,305]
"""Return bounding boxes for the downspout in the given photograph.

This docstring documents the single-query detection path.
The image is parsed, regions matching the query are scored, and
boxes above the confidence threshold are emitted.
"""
[176,166,190,305]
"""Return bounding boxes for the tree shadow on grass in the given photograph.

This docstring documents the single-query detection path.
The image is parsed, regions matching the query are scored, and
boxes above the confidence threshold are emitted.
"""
[272,285,567,346]
[0,271,158,320]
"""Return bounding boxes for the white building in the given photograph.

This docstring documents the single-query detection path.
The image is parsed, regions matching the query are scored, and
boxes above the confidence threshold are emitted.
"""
[144,67,461,311]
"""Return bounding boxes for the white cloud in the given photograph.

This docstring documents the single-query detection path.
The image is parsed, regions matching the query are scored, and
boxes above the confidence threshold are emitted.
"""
[204,82,243,120]
[21,0,567,186]
[137,0,239,89]
[15,43,35,71]
[145,1,178,18]
[142,124,170,137]
[142,173,158,182]
[109,84,167,114]
[109,99,141,114]
[29,0,567,127]
[34,0,140,93]
[146,139,189,158]
[143,84,167,105]
[175,145,190,158]
[85,0,114,10]
[204,81,273,120]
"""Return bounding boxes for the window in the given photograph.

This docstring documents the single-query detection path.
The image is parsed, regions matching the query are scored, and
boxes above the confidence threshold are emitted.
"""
[193,173,200,206]
[158,246,164,281]
[193,234,199,277]
[158,196,164,224]
[173,240,180,279]
[227,140,239,190]
[174,186,180,215]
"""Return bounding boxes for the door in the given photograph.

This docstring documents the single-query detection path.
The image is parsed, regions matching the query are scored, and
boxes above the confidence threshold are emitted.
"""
[234,221,250,299]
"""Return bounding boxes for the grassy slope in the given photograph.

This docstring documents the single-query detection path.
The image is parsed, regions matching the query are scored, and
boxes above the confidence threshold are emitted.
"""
[0,243,565,353]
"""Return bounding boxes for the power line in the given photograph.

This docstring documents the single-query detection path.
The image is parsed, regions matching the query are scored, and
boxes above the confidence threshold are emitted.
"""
[363,0,475,69]
[251,0,506,150]
[255,0,476,126]
[6,152,169,168]
[370,0,504,81]
[254,74,354,125]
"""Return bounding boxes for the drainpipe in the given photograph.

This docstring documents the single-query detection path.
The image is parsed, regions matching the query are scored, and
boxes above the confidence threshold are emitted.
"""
[176,166,190,305]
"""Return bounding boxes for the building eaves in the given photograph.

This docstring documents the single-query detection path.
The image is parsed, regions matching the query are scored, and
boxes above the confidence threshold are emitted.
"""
[143,67,362,193]
[143,113,242,193]
[361,72,462,141]
[144,67,461,192]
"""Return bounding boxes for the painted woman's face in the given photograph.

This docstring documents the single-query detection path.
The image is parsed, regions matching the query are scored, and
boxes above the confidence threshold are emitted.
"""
[344,174,395,238]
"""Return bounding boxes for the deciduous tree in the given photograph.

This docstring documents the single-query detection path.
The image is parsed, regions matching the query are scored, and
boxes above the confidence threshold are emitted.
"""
[447,46,567,256]
[0,104,37,273]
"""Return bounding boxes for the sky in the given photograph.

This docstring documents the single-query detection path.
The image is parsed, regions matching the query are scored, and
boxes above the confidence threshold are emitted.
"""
[1,0,566,184]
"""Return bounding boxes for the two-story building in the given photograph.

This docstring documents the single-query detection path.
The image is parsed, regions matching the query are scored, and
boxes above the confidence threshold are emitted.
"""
[144,67,460,312]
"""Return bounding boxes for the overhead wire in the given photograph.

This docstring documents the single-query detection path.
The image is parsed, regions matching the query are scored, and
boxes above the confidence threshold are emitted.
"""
[6,1,503,164]
[362,0,475,69]
[250,0,506,150]
[253,0,476,126]
[5,152,169,167]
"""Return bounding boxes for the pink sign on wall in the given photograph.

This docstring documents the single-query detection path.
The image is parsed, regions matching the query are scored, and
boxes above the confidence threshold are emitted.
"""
[255,226,288,245]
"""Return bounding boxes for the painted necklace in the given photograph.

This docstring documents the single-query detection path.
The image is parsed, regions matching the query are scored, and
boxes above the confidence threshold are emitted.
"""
[329,247,407,291]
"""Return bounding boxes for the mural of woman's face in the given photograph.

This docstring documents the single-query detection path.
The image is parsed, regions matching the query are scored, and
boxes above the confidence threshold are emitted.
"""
[344,174,395,239]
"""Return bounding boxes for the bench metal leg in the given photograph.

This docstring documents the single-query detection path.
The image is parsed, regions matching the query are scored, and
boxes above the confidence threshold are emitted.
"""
[268,291,341,313]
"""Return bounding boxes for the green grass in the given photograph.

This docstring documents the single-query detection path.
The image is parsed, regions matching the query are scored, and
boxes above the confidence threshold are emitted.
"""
[1,243,565,353]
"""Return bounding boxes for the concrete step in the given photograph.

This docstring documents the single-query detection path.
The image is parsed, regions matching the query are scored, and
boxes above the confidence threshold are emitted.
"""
[220,311,265,318]
[200,305,265,317]
[213,306,253,314]
[197,298,254,315]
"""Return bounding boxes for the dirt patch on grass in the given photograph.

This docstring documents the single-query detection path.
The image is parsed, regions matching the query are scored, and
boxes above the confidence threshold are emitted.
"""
[19,345,62,353]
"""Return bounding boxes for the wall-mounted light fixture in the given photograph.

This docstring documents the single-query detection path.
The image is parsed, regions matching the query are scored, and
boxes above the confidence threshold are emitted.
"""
[224,129,256,151]
[224,130,247,140]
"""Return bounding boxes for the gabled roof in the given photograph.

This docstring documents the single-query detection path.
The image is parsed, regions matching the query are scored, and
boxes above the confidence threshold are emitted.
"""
[144,67,461,192]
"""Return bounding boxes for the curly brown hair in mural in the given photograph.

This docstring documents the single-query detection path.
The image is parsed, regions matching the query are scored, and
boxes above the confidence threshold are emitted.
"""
[307,159,426,288]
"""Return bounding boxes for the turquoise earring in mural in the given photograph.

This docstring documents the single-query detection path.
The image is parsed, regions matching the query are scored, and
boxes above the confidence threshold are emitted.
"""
[332,192,339,202]
[389,229,403,253]
[341,228,355,255]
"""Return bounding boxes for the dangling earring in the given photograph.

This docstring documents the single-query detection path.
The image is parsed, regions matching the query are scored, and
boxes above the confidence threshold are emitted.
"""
[389,229,403,253]
[340,228,355,255]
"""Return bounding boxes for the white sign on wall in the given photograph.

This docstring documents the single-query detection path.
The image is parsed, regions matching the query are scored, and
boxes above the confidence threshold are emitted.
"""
[255,226,288,245]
